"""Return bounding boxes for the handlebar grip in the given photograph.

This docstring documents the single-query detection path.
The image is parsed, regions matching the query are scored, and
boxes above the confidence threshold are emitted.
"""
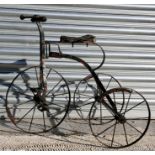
[20,14,32,20]
[20,14,47,22]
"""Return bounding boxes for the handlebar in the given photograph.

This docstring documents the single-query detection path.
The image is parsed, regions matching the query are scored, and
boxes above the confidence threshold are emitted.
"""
[20,14,47,22]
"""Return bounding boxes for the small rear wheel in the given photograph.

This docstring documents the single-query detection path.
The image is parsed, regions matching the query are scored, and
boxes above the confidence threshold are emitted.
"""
[73,73,121,119]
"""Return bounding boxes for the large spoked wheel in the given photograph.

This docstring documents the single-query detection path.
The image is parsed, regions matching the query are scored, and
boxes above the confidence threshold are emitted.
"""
[5,66,71,133]
[89,87,151,148]
[73,73,121,119]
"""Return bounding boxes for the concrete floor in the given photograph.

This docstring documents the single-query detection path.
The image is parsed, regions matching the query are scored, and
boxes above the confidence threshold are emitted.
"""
[0,134,155,151]
[0,118,155,150]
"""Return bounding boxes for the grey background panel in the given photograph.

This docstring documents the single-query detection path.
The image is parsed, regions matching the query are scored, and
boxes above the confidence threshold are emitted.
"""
[0,4,155,117]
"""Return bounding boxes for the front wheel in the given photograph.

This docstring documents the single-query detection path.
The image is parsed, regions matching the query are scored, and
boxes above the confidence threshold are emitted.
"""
[89,87,151,148]
[5,66,71,133]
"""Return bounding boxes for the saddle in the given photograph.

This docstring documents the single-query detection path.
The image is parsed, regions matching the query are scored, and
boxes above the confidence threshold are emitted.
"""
[60,34,96,44]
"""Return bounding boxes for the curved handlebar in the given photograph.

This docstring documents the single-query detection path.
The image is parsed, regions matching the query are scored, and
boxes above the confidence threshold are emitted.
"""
[20,14,47,22]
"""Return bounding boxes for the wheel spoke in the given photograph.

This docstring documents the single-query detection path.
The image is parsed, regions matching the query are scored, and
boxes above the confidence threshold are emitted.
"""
[20,99,34,107]
[80,96,94,103]
[123,100,145,114]
[123,123,128,145]
[75,101,95,109]
[103,118,115,125]
[124,91,132,114]
[111,120,117,147]
[96,123,116,136]
[106,77,112,90]
[46,101,65,108]
[20,74,36,96]
[126,117,149,120]
[10,99,34,110]
[100,101,103,124]
[16,104,36,124]
[47,79,63,96]
[92,118,115,126]
[12,88,33,98]
[126,121,143,134]
[76,97,94,105]
[43,111,46,131]
[77,92,94,98]
[28,106,36,131]
[47,92,69,97]
[46,68,52,79]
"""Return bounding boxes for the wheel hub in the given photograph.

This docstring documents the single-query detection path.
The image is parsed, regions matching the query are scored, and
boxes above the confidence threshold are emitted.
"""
[115,112,126,124]
[33,95,48,112]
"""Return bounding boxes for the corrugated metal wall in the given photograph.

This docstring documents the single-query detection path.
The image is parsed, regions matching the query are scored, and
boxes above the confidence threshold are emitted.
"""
[0,4,155,118]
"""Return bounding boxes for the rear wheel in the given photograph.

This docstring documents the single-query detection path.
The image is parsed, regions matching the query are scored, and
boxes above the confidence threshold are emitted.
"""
[73,73,121,119]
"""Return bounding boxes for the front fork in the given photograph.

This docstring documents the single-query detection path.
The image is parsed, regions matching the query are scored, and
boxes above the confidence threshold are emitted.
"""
[38,58,48,111]
[40,62,47,93]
